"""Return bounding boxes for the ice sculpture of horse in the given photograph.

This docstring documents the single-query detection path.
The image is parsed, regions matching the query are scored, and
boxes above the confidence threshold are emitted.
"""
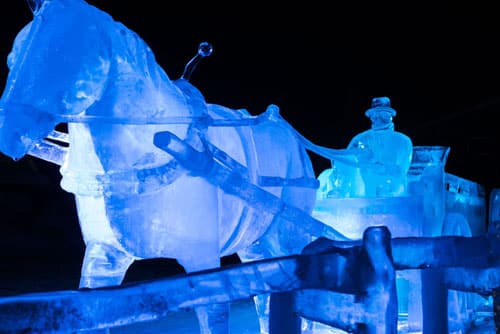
[0,0,353,333]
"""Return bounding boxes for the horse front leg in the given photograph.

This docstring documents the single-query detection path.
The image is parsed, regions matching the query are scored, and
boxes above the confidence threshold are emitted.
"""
[79,241,135,289]
[76,241,135,334]
[75,195,136,289]
[173,176,228,334]
[75,195,136,333]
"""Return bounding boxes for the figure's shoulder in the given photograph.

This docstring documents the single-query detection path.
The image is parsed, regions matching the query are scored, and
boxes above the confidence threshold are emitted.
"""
[393,131,413,147]
[347,130,371,147]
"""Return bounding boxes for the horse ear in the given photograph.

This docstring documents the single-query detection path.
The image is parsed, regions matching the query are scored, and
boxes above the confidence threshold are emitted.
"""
[26,0,46,14]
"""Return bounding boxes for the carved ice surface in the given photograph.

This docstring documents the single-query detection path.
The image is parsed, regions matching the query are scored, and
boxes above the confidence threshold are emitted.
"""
[0,0,496,333]
[316,96,413,200]
[313,98,492,333]
[0,0,323,333]
[313,97,421,332]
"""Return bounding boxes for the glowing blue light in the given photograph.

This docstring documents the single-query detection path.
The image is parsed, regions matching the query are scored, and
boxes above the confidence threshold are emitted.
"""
[0,0,494,333]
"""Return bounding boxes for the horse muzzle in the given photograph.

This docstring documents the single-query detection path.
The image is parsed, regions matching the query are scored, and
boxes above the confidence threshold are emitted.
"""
[0,102,54,160]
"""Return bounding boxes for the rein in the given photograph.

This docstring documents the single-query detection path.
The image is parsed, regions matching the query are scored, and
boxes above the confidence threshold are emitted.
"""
[36,109,325,195]
[40,106,361,172]
[57,112,268,127]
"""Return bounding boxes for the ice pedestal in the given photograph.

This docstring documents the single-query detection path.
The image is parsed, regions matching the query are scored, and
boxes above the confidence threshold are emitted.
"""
[312,196,423,240]
[312,195,424,332]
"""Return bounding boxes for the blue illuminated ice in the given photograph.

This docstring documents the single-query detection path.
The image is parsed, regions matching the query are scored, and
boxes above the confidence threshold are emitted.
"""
[312,98,424,332]
[0,0,348,332]
[316,96,413,199]
[0,0,497,333]
[314,97,417,240]
[313,98,492,333]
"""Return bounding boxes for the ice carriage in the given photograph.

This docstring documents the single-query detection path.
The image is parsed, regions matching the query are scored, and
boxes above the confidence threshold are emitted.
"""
[312,97,490,333]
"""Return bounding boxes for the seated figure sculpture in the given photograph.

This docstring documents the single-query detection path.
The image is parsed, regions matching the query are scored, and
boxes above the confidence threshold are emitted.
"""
[0,0,359,333]
[317,96,413,199]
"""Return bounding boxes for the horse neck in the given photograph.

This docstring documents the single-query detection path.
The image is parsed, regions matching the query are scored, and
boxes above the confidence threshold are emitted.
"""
[86,22,187,122]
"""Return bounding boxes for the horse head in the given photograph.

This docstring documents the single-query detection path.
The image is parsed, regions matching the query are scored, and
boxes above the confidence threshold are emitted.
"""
[0,0,107,159]
[0,0,201,162]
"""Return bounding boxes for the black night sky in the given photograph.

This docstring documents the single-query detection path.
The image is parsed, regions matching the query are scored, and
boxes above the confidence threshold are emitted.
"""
[0,1,499,295]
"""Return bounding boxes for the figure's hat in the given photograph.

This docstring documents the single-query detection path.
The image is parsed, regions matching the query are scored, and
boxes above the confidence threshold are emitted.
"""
[365,96,397,118]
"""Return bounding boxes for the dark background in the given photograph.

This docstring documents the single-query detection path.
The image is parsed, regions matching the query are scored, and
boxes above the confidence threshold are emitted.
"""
[0,1,499,295]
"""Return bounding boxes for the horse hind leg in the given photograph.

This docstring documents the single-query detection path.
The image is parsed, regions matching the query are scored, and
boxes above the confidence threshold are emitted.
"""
[178,254,230,334]
[238,240,275,334]
[237,216,307,334]
[192,303,231,334]
[237,186,317,334]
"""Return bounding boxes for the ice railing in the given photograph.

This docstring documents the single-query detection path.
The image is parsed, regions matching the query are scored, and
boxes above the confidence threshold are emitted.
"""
[0,144,497,333]
[0,210,499,333]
